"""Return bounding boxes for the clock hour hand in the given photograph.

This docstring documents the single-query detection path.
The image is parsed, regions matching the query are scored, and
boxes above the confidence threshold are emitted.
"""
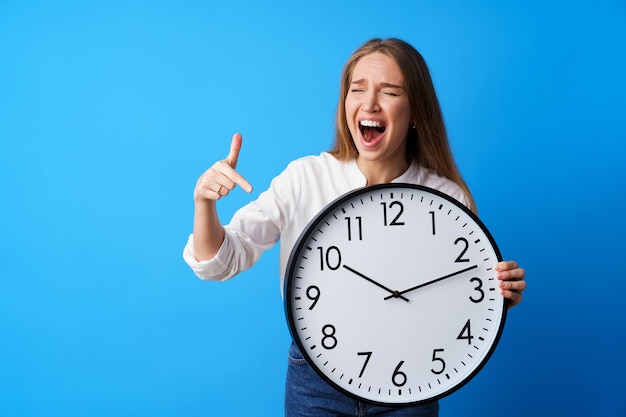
[342,265,410,302]
[384,264,478,300]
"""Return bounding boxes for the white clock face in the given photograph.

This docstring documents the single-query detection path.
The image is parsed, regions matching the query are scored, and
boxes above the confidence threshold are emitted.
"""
[285,184,506,406]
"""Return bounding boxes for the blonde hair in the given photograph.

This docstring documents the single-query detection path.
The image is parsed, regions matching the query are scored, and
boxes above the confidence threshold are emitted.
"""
[330,38,476,213]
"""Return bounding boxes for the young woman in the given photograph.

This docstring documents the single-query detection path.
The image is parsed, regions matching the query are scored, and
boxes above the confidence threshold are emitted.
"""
[183,38,526,416]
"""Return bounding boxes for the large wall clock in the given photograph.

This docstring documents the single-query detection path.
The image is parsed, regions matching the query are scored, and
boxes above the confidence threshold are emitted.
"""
[284,183,507,406]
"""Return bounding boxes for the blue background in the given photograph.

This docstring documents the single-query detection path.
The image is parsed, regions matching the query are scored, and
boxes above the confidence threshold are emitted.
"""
[1,1,625,416]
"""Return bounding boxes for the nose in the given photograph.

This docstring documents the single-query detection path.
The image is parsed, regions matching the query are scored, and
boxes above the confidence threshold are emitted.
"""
[362,90,380,113]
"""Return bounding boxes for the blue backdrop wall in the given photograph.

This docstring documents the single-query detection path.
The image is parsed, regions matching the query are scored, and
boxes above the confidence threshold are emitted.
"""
[1,1,625,416]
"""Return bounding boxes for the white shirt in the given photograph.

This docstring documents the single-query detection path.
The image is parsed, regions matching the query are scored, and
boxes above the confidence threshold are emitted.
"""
[182,152,469,293]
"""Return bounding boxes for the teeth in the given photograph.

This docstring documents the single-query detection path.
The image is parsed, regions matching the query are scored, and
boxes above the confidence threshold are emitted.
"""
[360,120,382,128]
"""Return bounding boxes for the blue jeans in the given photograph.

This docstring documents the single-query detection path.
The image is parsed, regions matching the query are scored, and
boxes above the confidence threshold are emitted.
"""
[285,342,439,417]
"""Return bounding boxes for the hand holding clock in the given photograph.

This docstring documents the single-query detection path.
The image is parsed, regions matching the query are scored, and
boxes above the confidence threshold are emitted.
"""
[285,183,526,405]
[495,260,526,307]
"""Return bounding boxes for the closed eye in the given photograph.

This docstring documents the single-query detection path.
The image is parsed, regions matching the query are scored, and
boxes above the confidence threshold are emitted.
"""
[383,88,405,97]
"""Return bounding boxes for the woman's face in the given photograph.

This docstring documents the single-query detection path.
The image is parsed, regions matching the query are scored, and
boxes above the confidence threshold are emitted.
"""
[345,52,412,178]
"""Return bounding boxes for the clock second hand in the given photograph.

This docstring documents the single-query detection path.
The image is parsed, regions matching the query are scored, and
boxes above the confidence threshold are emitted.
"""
[384,264,479,300]
[342,265,410,302]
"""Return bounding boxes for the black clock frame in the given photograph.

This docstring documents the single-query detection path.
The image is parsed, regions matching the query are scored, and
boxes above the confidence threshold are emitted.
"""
[284,183,507,407]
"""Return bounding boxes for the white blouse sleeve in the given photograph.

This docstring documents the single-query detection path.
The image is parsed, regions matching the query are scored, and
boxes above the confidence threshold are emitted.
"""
[182,160,301,282]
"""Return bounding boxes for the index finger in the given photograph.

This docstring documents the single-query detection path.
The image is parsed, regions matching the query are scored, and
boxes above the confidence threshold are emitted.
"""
[229,167,253,193]
[223,133,252,193]
[226,133,243,168]
[494,260,519,272]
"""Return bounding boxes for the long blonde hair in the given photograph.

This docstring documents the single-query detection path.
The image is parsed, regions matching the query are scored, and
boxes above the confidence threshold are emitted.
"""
[330,38,476,213]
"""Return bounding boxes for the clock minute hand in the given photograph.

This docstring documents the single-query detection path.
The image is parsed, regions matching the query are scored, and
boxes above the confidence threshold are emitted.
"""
[384,264,478,300]
[342,265,410,302]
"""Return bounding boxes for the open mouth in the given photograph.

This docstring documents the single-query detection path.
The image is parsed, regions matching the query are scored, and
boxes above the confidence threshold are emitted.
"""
[359,120,386,143]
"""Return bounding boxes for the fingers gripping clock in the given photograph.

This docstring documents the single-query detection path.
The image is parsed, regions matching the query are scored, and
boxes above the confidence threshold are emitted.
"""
[284,184,507,407]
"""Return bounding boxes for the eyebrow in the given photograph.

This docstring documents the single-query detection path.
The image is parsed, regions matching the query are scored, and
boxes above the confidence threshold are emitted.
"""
[351,79,405,89]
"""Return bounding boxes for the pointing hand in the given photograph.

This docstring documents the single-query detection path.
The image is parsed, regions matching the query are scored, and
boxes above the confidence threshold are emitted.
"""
[194,133,253,202]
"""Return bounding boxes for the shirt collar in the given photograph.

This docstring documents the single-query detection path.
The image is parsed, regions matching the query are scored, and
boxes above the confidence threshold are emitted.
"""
[350,158,419,186]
